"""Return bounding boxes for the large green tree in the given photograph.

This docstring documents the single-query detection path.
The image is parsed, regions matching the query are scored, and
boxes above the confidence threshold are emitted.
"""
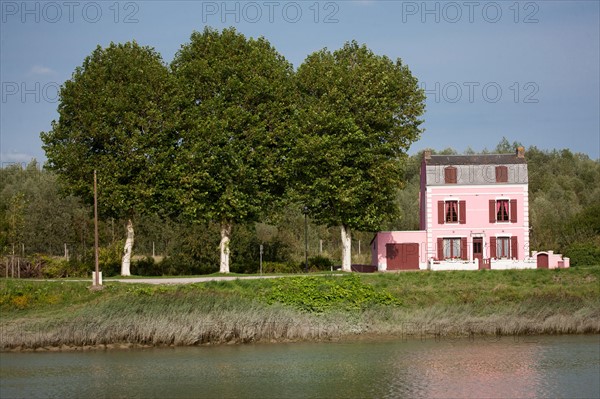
[171,28,296,273]
[293,41,426,271]
[41,42,176,275]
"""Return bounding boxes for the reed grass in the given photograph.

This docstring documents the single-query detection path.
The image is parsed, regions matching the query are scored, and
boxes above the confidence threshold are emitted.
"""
[1,267,598,350]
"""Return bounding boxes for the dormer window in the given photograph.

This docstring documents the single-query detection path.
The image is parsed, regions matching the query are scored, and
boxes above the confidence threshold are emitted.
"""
[444,166,457,184]
[495,166,508,183]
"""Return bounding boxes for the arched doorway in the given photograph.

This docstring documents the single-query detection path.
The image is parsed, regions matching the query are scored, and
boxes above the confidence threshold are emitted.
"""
[537,253,549,268]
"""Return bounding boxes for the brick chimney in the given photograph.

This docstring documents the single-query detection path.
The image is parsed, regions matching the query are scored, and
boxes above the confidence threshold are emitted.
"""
[516,146,525,158]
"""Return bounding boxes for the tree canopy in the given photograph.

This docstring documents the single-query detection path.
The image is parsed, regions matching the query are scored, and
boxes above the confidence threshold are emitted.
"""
[41,41,176,218]
[292,41,426,270]
[40,41,177,275]
[170,28,297,272]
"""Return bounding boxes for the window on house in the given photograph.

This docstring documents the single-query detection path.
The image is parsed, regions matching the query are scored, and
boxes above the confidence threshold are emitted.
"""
[444,167,457,184]
[496,200,509,222]
[445,201,458,223]
[438,200,466,224]
[496,237,510,258]
[489,199,517,223]
[443,238,461,259]
[490,236,518,259]
[495,166,508,183]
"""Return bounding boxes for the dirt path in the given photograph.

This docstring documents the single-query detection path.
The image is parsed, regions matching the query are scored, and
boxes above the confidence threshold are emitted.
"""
[110,275,287,285]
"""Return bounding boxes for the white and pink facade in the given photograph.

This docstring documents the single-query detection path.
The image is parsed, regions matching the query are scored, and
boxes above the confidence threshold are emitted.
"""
[371,148,569,271]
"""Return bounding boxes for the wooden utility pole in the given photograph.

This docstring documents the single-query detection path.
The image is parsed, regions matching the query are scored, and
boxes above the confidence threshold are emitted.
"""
[93,170,100,287]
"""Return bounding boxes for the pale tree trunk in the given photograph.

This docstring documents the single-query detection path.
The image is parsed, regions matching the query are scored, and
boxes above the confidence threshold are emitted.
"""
[341,225,352,272]
[121,219,134,276]
[220,221,232,273]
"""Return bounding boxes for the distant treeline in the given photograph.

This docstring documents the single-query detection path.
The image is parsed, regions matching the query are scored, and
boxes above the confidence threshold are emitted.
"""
[1,140,598,275]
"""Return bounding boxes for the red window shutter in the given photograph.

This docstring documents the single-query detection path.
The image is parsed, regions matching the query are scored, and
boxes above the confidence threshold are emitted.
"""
[461,237,467,260]
[437,238,443,260]
[489,200,496,223]
[510,199,517,223]
[444,167,457,184]
[490,237,497,258]
[511,236,518,259]
[495,166,508,183]
[438,201,444,224]
[459,200,466,224]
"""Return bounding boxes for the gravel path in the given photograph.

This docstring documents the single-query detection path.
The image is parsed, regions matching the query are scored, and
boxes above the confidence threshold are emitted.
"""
[110,275,287,285]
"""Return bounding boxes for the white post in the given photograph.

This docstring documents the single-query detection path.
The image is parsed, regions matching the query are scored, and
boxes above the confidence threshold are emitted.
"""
[92,271,103,285]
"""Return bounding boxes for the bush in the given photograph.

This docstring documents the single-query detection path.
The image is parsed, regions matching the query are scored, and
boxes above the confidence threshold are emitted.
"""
[40,256,89,278]
[308,255,334,271]
[262,261,303,274]
[159,254,218,276]
[564,241,600,266]
[98,241,123,277]
[132,256,161,276]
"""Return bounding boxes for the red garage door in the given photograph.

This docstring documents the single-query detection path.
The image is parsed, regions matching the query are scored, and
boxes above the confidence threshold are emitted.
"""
[386,243,419,270]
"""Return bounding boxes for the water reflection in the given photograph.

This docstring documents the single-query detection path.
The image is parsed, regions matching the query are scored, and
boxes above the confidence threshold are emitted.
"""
[386,338,547,398]
[1,335,598,399]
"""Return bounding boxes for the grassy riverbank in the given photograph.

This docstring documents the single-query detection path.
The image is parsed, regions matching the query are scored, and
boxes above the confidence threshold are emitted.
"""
[1,267,599,351]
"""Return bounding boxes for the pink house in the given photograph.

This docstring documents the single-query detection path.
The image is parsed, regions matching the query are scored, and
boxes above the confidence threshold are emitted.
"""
[371,148,569,271]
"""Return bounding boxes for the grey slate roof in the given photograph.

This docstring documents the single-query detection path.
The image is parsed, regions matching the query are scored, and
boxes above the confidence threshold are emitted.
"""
[426,154,526,165]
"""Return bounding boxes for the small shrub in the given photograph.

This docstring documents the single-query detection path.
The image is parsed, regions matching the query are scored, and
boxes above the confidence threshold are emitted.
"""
[159,255,218,275]
[132,256,160,276]
[11,295,29,309]
[41,256,89,278]
[262,261,303,274]
[99,241,123,276]
[308,255,334,271]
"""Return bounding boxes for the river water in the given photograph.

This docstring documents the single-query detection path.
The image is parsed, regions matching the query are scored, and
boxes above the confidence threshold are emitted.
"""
[1,335,598,399]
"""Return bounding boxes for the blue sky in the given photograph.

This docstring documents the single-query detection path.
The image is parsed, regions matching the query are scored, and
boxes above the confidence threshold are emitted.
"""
[1,0,599,166]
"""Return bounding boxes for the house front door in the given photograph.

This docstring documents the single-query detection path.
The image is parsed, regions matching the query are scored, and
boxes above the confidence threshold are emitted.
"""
[473,237,485,269]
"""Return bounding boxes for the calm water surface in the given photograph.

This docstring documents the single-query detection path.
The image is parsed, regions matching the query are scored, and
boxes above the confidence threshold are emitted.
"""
[1,335,599,399]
